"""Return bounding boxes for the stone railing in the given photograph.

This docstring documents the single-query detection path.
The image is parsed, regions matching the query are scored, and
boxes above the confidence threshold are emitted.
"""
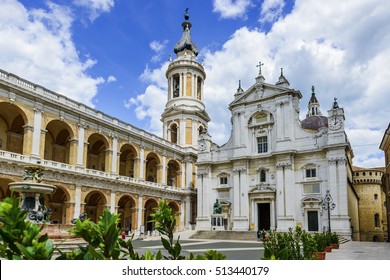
[0,150,187,193]
[0,69,185,153]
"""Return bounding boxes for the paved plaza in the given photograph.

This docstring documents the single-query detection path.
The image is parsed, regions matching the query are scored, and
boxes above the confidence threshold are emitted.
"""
[132,230,390,260]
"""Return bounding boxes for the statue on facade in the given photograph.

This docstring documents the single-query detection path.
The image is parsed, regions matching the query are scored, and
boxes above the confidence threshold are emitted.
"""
[213,199,222,214]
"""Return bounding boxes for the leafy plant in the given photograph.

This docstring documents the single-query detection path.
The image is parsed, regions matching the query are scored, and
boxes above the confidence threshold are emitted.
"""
[150,199,184,260]
[0,195,54,260]
[330,232,339,244]
[313,233,327,252]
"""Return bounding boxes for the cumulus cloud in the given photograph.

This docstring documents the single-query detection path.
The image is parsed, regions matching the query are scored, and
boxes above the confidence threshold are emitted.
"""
[131,0,390,167]
[124,62,169,136]
[0,0,103,106]
[260,0,286,24]
[73,0,115,22]
[213,0,252,19]
[149,40,169,63]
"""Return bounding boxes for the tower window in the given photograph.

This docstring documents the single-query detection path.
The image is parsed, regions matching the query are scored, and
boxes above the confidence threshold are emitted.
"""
[374,194,378,200]
[257,136,268,153]
[172,74,180,98]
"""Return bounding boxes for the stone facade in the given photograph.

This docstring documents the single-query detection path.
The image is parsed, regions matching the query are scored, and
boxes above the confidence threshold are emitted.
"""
[353,166,387,241]
[196,71,358,239]
[0,69,197,234]
[380,123,390,241]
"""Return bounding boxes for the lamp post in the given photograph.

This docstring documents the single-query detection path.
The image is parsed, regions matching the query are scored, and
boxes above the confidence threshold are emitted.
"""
[322,190,336,232]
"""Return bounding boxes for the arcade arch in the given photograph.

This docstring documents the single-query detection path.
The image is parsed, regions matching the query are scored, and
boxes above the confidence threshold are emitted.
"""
[167,160,180,187]
[87,133,109,172]
[145,152,161,183]
[119,144,137,178]
[44,120,74,164]
[144,198,158,232]
[117,195,137,233]
[0,102,28,154]
[84,190,107,223]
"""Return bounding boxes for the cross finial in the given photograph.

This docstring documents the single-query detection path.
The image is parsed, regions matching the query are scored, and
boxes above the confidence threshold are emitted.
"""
[184,8,189,21]
[312,85,315,94]
[256,61,264,75]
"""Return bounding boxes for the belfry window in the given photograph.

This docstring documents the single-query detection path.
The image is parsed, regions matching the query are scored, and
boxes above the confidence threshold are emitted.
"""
[172,74,180,98]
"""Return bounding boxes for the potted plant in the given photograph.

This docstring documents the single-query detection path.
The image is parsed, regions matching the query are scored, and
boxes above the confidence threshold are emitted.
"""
[330,232,339,249]
[324,232,333,252]
[313,233,327,260]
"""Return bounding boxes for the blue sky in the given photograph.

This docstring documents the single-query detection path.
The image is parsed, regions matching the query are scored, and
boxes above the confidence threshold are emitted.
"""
[0,0,389,168]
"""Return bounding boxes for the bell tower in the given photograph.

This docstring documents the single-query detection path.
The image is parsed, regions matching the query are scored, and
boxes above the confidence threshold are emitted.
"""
[162,9,210,148]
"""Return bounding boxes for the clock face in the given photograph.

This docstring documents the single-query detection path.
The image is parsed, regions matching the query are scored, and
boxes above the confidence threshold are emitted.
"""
[329,116,343,130]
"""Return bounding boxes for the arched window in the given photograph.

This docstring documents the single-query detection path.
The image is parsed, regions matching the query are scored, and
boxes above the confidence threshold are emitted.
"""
[374,194,378,200]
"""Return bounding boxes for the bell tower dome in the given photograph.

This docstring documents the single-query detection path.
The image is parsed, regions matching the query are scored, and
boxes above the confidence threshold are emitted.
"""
[162,9,210,148]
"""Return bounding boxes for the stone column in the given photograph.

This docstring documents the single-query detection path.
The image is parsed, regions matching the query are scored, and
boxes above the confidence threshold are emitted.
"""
[74,185,82,218]
[105,149,113,173]
[68,139,78,165]
[64,202,75,224]
[232,169,241,217]
[31,107,43,158]
[76,124,85,167]
[139,147,145,180]
[181,161,186,189]
[284,163,294,217]
[110,191,116,213]
[276,164,285,218]
[180,119,186,146]
[137,195,143,231]
[111,136,118,174]
[22,125,34,156]
[39,129,47,159]
[162,154,167,185]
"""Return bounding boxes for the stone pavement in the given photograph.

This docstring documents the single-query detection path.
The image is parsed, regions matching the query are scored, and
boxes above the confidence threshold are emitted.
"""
[139,230,390,260]
[325,241,390,260]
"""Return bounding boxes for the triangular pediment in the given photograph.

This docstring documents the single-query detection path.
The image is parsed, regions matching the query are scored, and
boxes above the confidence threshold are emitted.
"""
[229,81,302,109]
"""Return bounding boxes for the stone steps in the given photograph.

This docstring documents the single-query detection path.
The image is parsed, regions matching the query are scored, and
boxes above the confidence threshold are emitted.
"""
[190,230,258,241]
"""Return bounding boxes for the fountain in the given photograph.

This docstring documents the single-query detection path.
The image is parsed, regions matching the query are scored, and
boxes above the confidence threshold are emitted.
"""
[9,165,56,223]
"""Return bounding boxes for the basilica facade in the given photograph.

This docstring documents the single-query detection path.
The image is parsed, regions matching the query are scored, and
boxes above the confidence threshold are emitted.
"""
[0,12,360,239]
[196,69,358,239]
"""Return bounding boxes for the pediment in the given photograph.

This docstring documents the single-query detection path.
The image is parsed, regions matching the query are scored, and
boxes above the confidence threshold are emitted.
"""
[229,82,301,108]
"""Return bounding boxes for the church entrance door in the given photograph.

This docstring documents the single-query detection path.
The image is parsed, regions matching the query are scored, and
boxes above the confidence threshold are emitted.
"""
[257,203,271,230]
[307,210,319,231]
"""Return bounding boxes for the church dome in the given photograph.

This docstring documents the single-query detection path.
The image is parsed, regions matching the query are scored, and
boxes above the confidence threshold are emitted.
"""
[301,115,328,131]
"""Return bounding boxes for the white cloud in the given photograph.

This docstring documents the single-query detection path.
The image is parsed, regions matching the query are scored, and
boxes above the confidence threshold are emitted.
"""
[260,0,286,24]
[73,0,115,22]
[124,62,169,136]
[133,0,390,167]
[213,0,252,19]
[149,40,169,63]
[0,0,103,106]
[107,75,117,83]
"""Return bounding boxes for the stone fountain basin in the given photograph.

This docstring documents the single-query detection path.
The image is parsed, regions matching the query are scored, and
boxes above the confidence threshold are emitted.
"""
[9,182,57,194]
